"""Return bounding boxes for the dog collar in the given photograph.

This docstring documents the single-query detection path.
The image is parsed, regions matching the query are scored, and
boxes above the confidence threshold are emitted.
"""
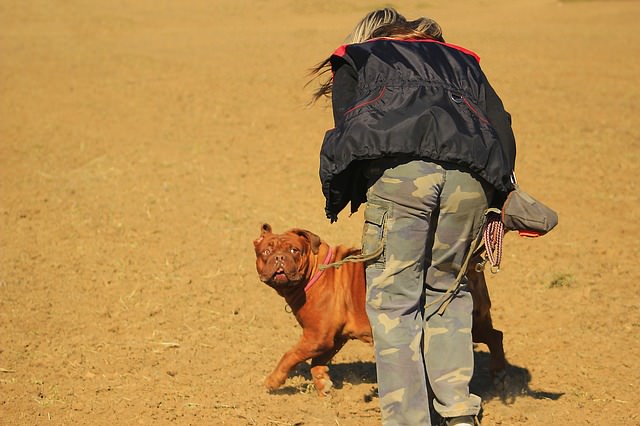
[303,246,335,293]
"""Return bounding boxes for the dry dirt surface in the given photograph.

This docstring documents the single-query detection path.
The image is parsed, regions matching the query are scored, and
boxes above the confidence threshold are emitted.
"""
[1,0,639,425]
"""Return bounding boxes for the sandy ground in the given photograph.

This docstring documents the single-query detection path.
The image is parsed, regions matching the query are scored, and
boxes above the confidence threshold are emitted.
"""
[1,0,639,424]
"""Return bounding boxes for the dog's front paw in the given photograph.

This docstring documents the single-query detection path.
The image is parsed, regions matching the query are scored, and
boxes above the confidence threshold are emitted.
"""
[315,376,334,396]
[311,365,333,397]
[265,372,287,391]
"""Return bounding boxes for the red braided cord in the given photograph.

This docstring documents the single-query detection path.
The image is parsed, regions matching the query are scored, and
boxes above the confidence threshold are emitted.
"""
[483,212,504,271]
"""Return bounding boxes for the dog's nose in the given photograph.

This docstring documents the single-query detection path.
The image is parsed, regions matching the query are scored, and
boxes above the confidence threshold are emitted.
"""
[274,254,286,263]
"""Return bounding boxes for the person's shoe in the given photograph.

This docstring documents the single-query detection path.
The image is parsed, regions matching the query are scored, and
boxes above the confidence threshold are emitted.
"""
[445,415,475,426]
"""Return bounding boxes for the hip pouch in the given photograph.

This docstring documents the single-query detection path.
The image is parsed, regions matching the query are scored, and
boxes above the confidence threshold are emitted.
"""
[501,185,558,237]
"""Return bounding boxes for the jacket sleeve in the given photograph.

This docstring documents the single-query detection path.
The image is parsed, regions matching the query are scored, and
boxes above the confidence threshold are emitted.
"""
[482,73,517,175]
[331,59,358,126]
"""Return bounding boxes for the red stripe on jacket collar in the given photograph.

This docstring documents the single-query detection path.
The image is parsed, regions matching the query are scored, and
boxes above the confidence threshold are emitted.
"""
[332,38,480,63]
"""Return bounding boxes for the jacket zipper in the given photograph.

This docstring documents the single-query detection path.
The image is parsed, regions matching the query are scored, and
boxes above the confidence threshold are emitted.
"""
[345,86,386,115]
[451,93,490,125]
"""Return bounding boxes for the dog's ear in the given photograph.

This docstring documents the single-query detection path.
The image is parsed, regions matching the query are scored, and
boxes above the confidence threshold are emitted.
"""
[289,228,322,255]
[253,223,273,247]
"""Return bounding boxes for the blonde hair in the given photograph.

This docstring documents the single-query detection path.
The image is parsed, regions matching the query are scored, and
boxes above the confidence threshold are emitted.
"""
[346,8,406,44]
[411,17,444,41]
[308,11,446,103]
[309,8,406,102]
[371,17,445,42]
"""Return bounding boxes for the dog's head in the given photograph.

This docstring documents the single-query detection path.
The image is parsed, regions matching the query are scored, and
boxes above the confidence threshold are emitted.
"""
[253,223,322,290]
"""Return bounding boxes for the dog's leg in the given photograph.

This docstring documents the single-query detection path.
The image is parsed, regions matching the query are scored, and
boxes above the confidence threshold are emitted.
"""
[309,339,347,396]
[472,316,507,377]
[467,258,507,378]
[265,337,336,392]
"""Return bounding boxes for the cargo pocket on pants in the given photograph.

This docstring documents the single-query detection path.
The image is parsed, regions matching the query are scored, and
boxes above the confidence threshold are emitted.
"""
[361,201,390,269]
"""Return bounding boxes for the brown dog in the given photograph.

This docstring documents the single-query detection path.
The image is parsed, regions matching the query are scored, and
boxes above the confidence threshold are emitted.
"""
[253,223,506,395]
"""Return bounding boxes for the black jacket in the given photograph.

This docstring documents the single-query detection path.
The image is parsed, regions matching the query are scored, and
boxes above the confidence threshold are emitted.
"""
[319,38,517,222]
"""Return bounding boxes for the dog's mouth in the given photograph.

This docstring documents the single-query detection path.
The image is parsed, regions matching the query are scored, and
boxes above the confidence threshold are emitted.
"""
[263,266,301,289]
[272,268,289,284]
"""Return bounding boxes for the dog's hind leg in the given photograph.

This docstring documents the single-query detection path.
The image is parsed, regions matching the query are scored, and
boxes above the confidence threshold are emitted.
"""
[472,316,507,377]
[467,257,507,379]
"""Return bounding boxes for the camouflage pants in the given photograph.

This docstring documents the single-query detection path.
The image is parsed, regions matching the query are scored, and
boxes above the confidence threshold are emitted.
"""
[361,160,491,425]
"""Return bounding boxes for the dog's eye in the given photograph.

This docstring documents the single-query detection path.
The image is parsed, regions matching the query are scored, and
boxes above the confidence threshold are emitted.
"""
[290,247,300,255]
[262,249,271,256]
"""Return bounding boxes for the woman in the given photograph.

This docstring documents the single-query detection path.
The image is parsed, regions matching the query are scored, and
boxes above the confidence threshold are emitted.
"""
[312,11,516,426]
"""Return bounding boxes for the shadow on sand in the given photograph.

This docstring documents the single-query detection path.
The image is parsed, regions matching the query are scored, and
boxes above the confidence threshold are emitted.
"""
[471,350,564,404]
[269,360,378,397]
[272,349,564,407]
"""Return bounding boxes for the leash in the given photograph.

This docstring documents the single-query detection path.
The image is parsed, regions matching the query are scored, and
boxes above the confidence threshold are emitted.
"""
[316,225,483,316]
[316,208,504,316]
[425,221,485,315]
[430,208,507,314]
[318,244,383,271]
[304,246,335,292]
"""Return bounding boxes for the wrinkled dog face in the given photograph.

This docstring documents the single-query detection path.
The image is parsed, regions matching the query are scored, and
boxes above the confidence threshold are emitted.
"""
[253,223,309,288]
[253,223,319,289]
